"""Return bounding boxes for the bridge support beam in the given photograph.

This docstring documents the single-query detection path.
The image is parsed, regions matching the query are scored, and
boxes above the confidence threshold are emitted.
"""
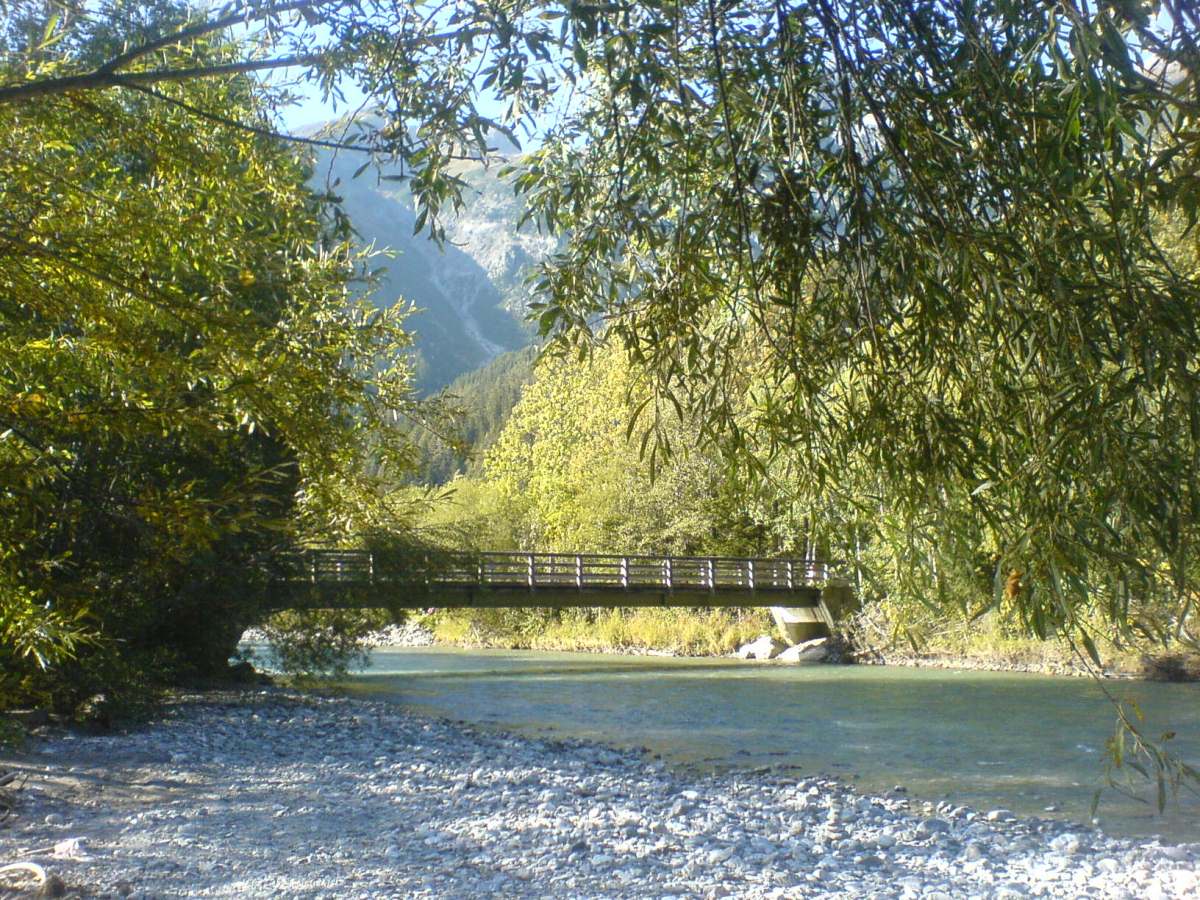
[273,585,823,611]
[771,606,828,644]
[771,580,857,644]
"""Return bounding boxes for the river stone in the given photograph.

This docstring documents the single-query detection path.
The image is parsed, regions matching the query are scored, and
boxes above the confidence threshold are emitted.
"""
[36,875,68,899]
[993,883,1028,899]
[777,638,829,664]
[22,684,1196,900]
[1050,833,1082,854]
[962,841,985,861]
[736,635,787,660]
[916,818,951,837]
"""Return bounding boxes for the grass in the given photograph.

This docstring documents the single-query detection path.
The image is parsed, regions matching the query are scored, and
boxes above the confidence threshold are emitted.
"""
[429,607,775,657]
[425,601,1198,679]
[847,601,1196,677]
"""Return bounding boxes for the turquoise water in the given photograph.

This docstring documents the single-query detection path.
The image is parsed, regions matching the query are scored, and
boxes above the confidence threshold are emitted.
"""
[345,648,1200,841]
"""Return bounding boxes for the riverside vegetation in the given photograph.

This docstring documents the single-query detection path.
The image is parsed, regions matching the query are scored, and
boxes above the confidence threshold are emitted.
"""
[4,4,1200,896]
[409,344,1199,680]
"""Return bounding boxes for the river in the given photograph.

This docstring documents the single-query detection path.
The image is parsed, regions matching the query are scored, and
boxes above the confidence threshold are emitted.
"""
[345,647,1200,843]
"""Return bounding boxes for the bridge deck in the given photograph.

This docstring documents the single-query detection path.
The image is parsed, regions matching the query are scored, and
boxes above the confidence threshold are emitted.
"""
[273,550,828,609]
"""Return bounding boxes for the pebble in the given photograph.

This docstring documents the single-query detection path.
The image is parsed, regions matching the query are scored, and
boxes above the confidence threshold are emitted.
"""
[2,689,1191,899]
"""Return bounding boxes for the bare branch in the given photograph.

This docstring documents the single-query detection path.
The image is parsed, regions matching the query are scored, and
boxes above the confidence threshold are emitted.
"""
[123,83,374,153]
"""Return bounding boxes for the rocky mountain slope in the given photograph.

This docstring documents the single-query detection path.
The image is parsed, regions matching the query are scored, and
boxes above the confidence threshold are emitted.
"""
[441,164,556,320]
[309,145,549,393]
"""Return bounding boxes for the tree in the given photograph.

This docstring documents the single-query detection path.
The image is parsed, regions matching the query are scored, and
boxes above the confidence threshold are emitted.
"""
[512,1,1200,651]
[0,0,576,244]
[407,345,539,484]
[0,17,425,710]
[508,0,1200,799]
[438,344,767,555]
[5,0,1200,788]
[9,0,1195,655]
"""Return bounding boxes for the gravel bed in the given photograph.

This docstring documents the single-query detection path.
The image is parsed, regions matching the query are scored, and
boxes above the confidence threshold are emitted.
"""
[1,690,1197,899]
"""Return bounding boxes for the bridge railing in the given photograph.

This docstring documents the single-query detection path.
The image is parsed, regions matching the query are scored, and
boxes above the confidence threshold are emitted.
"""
[280,549,829,593]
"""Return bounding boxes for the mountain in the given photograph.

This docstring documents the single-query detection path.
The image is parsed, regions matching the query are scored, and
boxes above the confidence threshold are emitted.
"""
[309,144,550,393]
[441,164,556,321]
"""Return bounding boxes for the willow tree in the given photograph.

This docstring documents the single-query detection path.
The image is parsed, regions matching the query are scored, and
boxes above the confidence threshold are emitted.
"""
[506,2,1199,642]
[510,0,1200,798]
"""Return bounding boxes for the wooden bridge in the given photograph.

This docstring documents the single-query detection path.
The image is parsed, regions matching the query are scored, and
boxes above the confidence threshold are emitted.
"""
[273,550,833,618]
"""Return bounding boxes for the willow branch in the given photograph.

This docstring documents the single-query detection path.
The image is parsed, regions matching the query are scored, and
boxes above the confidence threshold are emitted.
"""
[95,0,339,74]
[0,55,329,103]
[123,83,374,153]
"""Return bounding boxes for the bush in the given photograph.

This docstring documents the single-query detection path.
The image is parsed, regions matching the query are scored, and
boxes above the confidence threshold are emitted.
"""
[257,607,398,681]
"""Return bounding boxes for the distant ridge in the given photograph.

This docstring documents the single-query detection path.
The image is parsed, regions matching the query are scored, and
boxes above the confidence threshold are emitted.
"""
[304,127,549,393]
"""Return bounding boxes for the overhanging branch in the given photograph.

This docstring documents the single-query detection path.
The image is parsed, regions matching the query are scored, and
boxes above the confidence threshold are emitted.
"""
[95,0,340,75]
[0,54,330,103]
[123,83,375,153]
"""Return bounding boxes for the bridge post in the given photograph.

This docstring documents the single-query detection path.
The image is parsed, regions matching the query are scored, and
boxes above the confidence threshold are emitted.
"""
[664,557,673,590]
[575,555,583,590]
[527,553,535,589]
[747,558,755,591]
[309,552,316,585]
[620,556,628,590]
[786,559,794,590]
[369,552,375,585]
[707,557,716,592]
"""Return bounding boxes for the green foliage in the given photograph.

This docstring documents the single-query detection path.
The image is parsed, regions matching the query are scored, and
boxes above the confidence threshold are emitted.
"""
[257,608,394,681]
[0,564,92,675]
[468,344,769,554]
[419,344,783,649]
[409,345,538,483]
[515,0,1200,658]
[432,605,771,657]
[0,26,425,711]
[1101,694,1200,814]
[4,3,1199,806]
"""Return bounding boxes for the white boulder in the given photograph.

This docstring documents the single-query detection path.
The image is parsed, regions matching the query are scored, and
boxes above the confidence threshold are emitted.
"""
[735,635,788,660]
[777,637,829,664]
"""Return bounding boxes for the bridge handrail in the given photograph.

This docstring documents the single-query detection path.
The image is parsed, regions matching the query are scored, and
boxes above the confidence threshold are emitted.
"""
[279,548,830,594]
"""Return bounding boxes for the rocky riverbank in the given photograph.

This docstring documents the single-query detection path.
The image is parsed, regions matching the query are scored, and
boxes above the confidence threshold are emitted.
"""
[848,647,1200,682]
[2,691,1196,899]
[848,648,1101,679]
